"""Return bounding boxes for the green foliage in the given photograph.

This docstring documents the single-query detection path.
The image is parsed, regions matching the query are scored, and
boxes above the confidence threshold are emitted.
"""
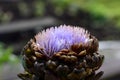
[1,0,120,29]
[50,0,120,27]
[0,43,19,65]
[78,0,120,27]
[0,10,13,24]
[18,2,30,17]
[44,0,120,19]
[50,0,80,16]
[34,1,45,17]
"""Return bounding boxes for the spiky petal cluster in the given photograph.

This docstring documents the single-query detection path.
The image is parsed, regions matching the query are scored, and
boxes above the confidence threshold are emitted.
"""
[18,25,104,80]
[35,25,93,57]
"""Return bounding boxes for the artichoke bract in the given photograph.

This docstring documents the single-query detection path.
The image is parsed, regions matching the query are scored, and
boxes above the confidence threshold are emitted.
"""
[18,25,104,80]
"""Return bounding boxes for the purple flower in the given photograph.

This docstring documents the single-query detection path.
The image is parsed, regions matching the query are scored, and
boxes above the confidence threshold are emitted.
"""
[18,25,104,80]
[35,25,92,57]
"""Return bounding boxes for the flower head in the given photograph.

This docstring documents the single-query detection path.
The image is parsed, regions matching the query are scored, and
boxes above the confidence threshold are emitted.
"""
[35,25,97,57]
[18,25,104,80]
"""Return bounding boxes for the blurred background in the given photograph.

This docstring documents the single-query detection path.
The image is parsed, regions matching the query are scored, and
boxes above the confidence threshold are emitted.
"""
[0,0,120,80]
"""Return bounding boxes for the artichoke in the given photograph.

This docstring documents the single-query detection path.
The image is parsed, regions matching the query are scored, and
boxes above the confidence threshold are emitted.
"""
[18,25,104,80]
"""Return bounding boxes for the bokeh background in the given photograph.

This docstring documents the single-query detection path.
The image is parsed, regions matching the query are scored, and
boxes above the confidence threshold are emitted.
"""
[0,0,120,80]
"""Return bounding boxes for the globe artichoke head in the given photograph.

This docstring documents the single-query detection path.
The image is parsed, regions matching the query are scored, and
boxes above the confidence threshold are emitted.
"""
[18,25,104,80]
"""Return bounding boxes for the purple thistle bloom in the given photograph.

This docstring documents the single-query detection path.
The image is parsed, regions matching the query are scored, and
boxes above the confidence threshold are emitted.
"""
[35,25,91,57]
